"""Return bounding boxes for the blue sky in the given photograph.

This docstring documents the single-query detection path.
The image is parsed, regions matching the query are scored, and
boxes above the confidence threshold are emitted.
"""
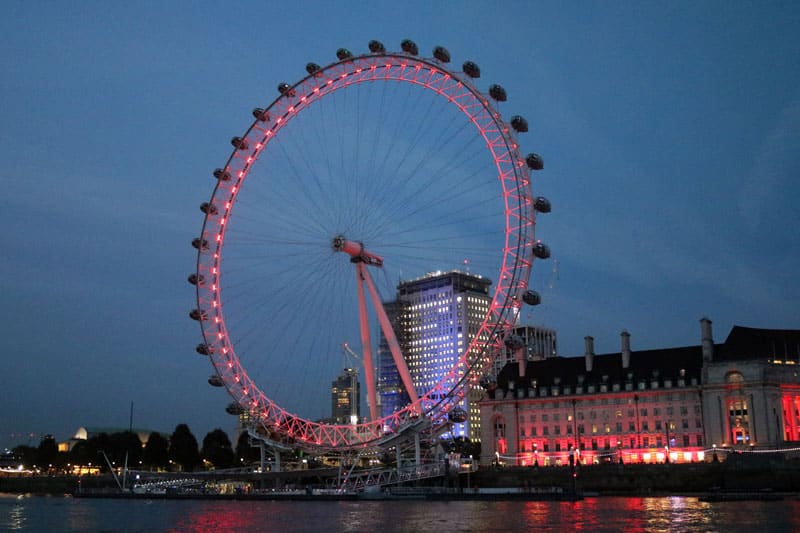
[2,1,798,449]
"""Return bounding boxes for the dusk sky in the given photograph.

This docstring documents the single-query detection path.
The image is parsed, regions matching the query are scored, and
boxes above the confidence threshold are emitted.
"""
[2,1,798,450]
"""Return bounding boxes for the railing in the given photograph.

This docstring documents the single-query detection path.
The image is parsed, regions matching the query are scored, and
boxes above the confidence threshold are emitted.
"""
[336,462,446,492]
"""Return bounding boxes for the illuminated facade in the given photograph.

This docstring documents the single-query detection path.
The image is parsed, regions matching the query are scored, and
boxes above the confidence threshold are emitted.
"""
[331,369,360,425]
[378,301,408,418]
[380,270,491,439]
[479,320,800,466]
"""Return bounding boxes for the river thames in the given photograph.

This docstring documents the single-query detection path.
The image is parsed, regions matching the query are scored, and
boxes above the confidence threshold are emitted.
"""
[3,494,800,532]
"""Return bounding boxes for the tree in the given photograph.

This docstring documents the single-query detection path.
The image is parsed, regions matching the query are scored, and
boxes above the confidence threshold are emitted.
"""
[168,424,201,471]
[201,429,235,469]
[12,445,38,469]
[235,431,261,466]
[37,435,63,471]
[108,432,143,468]
[143,432,169,470]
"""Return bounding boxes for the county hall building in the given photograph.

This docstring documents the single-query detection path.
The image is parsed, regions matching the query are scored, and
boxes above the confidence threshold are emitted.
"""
[479,318,800,466]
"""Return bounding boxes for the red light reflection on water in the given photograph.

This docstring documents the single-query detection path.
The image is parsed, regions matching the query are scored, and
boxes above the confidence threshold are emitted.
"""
[519,497,669,532]
[167,502,262,532]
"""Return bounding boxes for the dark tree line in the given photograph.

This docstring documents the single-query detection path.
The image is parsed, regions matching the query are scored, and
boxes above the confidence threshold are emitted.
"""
[11,425,256,473]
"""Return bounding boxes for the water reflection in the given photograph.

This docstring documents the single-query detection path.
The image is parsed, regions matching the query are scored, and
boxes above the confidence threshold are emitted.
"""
[4,494,28,530]
[3,496,800,532]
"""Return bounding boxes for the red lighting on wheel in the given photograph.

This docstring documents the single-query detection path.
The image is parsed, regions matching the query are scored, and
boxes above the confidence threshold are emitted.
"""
[192,45,536,452]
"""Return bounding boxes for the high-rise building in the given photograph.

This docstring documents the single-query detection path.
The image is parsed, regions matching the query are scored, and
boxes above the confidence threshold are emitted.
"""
[331,368,360,425]
[377,300,408,419]
[379,270,492,440]
[493,324,558,375]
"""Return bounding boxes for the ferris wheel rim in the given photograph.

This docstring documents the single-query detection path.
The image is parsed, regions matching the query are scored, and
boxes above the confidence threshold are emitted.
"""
[192,44,536,451]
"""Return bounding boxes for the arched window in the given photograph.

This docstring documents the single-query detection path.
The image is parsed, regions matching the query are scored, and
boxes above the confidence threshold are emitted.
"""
[725,371,744,384]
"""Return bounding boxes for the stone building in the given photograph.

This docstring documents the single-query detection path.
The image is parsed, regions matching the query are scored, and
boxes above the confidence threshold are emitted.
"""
[479,319,800,466]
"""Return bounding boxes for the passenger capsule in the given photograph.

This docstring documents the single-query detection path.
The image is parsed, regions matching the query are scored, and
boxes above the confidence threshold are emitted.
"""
[462,61,481,78]
[336,48,352,60]
[208,375,224,387]
[226,402,245,415]
[534,197,551,213]
[510,115,528,133]
[448,407,468,424]
[525,153,544,170]
[400,39,418,55]
[306,62,321,75]
[505,335,525,350]
[489,84,507,102]
[368,40,385,53]
[433,46,450,63]
[522,290,542,306]
[200,202,218,215]
[231,136,249,150]
[252,108,269,122]
[213,168,231,181]
[189,309,207,321]
[277,83,295,97]
[196,343,213,355]
[187,273,205,286]
[532,242,551,259]
[191,238,209,251]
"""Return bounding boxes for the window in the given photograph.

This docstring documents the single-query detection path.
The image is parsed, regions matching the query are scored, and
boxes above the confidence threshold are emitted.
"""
[494,419,505,438]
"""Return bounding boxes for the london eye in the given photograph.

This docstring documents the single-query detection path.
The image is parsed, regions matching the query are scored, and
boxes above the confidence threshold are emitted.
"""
[189,39,549,452]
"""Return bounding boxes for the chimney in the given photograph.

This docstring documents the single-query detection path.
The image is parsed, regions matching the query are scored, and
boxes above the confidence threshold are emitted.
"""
[584,336,595,372]
[621,330,631,369]
[516,347,526,379]
[700,317,714,362]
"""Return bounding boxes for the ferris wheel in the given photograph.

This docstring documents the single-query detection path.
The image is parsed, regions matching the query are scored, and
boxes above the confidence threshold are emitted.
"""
[189,39,550,452]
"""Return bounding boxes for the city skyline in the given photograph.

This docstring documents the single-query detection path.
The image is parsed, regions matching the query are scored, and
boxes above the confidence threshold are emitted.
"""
[3,2,799,450]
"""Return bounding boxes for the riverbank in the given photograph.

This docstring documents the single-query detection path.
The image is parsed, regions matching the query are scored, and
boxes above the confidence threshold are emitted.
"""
[3,455,800,497]
[474,455,800,495]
